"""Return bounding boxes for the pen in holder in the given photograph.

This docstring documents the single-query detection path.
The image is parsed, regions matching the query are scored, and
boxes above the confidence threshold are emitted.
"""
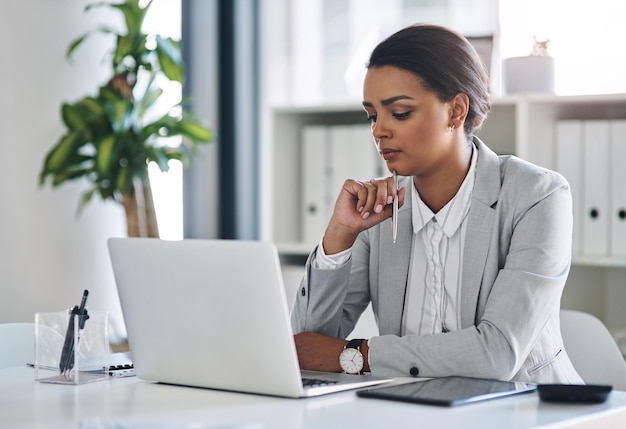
[34,290,109,385]
[59,289,90,375]
[392,170,398,244]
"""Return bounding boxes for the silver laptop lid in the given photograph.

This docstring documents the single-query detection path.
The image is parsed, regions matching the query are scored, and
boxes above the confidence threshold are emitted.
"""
[108,238,306,397]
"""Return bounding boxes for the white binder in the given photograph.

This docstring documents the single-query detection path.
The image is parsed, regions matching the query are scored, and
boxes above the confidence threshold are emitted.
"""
[610,120,626,258]
[582,120,610,258]
[301,125,329,246]
[555,120,583,257]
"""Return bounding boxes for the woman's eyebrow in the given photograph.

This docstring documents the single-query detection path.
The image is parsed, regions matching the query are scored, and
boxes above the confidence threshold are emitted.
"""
[362,95,414,108]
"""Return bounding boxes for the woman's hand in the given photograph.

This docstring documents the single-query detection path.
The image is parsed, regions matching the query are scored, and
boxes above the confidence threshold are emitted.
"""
[294,332,370,373]
[322,176,407,254]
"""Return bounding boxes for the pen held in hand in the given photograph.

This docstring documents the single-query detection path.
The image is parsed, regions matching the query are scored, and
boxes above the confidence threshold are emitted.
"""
[392,170,398,244]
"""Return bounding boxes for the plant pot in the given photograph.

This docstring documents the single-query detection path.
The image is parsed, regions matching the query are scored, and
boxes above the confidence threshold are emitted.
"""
[503,55,555,95]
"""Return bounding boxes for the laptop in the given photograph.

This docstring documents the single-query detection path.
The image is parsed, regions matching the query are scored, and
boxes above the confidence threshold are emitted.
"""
[107,237,391,398]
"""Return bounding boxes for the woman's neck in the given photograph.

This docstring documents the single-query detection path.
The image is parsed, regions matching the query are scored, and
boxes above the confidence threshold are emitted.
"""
[413,140,473,213]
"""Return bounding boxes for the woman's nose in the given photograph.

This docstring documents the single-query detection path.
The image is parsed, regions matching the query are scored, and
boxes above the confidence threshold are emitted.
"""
[372,118,390,142]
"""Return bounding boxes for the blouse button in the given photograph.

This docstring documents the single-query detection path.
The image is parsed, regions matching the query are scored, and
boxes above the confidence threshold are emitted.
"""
[409,366,419,377]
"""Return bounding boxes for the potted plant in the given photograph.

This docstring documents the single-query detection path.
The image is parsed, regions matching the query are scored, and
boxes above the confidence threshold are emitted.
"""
[39,0,212,237]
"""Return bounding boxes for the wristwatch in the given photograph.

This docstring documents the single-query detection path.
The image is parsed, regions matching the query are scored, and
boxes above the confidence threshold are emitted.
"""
[339,338,365,374]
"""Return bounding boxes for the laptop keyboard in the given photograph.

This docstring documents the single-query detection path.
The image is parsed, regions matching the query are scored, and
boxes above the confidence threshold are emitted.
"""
[302,377,339,388]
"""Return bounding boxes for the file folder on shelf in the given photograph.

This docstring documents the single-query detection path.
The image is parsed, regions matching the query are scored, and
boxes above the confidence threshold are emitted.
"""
[301,125,329,247]
[610,120,626,258]
[555,120,583,257]
[582,120,610,258]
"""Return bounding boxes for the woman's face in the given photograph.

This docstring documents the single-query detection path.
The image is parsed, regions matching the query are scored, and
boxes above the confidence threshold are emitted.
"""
[362,65,456,178]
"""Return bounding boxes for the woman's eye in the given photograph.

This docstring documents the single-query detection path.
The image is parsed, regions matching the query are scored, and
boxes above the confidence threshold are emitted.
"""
[366,115,377,123]
[393,111,411,120]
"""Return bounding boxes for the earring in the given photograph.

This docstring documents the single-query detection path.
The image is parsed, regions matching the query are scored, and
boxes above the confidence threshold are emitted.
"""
[448,124,456,132]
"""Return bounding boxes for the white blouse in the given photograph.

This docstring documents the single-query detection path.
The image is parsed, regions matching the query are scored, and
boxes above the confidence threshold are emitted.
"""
[404,145,477,335]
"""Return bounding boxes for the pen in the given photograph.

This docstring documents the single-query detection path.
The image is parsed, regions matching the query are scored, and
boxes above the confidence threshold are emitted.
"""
[59,289,90,375]
[392,170,398,244]
[76,290,89,329]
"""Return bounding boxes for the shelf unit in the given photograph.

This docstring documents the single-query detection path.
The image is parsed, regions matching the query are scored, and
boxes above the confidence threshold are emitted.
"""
[263,93,626,332]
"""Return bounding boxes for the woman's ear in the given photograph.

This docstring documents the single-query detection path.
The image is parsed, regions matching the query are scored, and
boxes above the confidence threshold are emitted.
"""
[449,93,469,129]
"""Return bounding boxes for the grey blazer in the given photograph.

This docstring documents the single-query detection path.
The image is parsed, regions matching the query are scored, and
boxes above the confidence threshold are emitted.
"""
[292,138,583,384]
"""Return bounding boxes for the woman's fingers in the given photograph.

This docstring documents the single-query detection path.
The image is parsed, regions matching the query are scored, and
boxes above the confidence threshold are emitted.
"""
[358,177,392,219]
[340,176,402,219]
[323,176,406,253]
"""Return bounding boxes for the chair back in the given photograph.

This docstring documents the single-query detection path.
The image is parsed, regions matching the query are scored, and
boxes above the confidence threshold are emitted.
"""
[0,323,35,369]
[560,310,626,390]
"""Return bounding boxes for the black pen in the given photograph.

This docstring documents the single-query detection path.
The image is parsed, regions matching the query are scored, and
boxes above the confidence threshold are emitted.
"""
[76,290,89,329]
[392,170,398,244]
[59,289,90,375]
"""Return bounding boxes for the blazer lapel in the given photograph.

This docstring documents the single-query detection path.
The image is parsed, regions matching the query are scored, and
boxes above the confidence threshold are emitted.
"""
[460,138,501,327]
[377,176,413,335]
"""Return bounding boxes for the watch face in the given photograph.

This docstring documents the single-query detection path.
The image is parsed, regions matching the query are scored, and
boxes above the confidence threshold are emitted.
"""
[339,347,364,374]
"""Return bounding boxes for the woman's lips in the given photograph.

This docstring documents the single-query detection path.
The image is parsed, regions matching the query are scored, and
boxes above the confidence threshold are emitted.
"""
[380,148,400,161]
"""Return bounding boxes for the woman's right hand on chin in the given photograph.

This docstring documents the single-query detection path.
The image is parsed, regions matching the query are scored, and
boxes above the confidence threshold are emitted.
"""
[322,176,406,254]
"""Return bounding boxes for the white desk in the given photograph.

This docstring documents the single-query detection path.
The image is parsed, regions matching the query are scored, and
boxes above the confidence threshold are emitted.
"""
[2,367,626,429]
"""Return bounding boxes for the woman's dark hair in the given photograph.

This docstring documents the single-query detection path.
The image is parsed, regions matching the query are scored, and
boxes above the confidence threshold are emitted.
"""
[367,24,491,136]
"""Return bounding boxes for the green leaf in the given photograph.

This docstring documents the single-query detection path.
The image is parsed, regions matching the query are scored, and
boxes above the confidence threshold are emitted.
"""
[162,145,184,158]
[177,120,213,142]
[77,188,98,216]
[146,146,171,172]
[61,103,87,130]
[51,166,90,187]
[66,26,120,60]
[74,97,110,136]
[41,130,84,176]
[115,165,132,193]
[155,36,185,83]
[105,99,133,133]
[66,33,90,60]
[135,76,164,117]
[99,85,125,102]
[96,134,117,175]
[140,113,173,139]
[112,0,151,35]
[76,96,106,117]
[114,34,147,69]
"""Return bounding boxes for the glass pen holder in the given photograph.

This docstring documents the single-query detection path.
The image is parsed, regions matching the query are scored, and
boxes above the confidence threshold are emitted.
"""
[34,310,109,385]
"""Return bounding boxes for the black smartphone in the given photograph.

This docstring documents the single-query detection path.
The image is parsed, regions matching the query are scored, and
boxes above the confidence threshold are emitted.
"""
[537,384,612,403]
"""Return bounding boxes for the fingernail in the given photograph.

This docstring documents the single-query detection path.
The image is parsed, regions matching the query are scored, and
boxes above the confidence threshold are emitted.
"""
[362,211,370,219]
[375,204,383,213]
[387,196,393,204]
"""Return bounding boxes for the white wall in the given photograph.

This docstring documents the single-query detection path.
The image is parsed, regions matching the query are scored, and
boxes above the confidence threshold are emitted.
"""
[0,0,127,341]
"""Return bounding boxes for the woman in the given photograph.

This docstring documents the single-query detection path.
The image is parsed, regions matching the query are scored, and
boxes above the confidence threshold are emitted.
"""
[291,24,583,384]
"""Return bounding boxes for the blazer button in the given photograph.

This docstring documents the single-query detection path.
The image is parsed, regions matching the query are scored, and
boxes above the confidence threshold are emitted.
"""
[409,367,419,377]
[301,287,306,296]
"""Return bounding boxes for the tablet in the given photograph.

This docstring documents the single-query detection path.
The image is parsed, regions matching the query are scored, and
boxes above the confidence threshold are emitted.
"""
[357,376,537,406]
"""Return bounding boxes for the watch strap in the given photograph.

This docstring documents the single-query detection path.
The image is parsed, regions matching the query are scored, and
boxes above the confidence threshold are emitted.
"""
[345,338,365,350]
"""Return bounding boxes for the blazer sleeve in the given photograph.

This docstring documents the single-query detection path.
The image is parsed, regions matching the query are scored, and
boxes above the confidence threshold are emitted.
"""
[290,237,373,338]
